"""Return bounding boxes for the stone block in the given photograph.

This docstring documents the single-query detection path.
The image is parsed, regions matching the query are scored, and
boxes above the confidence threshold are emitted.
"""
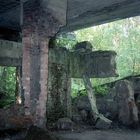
[70,51,117,78]
[73,41,92,52]
[95,114,112,129]
[56,118,74,130]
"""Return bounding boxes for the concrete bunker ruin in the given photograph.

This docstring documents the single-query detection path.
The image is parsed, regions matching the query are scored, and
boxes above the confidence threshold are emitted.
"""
[0,40,117,126]
[0,0,140,130]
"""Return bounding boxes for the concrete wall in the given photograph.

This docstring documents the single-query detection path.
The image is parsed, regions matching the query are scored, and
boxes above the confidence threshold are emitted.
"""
[47,48,117,121]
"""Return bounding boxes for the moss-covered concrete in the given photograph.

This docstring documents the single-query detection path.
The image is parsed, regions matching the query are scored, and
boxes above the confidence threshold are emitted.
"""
[47,47,117,122]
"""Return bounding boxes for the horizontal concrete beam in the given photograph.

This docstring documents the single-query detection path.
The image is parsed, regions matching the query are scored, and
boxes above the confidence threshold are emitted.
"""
[0,39,22,66]
[62,0,140,32]
[49,48,117,78]
[0,57,22,67]
[1,0,140,33]
[0,40,117,78]
[70,51,117,78]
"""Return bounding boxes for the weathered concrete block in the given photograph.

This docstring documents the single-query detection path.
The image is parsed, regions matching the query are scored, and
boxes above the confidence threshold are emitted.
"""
[49,47,117,78]
[0,39,22,66]
[56,118,74,130]
[0,39,22,58]
[114,80,139,126]
[95,114,112,129]
[70,51,117,78]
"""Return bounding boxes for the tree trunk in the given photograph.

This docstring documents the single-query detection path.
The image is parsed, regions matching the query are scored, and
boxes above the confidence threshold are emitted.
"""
[83,75,99,121]
[83,74,112,129]
[15,66,22,104]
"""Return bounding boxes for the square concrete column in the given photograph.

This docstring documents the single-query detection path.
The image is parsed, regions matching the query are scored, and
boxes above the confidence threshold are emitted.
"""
[22,0,67,128]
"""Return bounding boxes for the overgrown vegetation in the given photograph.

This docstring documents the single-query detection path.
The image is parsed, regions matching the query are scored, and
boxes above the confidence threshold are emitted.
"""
[1,16,140,107]
[56,16,140,97]
[0,67,16,108]
[71,79,109,98]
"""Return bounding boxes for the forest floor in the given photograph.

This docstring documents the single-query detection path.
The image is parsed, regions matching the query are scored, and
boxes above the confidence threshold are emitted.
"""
[55,129,140,140]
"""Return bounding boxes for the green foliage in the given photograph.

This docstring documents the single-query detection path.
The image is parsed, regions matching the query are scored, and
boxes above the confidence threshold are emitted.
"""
[75,17,140,82]
[71,78,109,98]
[94,86,108,96]
[59,17,140,97]
[92,79,108,96]
[72,85,108,98]
[0,66,16,108]
[71,78,85,98]
[55,33,77,49]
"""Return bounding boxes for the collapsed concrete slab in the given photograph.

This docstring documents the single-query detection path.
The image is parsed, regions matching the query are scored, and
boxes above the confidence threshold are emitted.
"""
[114,80,139,126]
[95,114,112,129]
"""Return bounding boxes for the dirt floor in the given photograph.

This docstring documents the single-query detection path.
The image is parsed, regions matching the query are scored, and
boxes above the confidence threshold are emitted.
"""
[55,129,140,140]
[1,128,140,140]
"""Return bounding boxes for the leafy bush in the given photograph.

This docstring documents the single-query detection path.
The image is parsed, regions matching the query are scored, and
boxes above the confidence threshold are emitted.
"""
[71,78,109,98]
[0,67,16,108]
[94,85,109,96]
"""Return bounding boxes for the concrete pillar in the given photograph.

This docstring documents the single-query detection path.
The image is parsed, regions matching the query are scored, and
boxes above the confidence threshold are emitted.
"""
[22,28,49,128]
[47,62,71,121]
[22,0,67,128]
